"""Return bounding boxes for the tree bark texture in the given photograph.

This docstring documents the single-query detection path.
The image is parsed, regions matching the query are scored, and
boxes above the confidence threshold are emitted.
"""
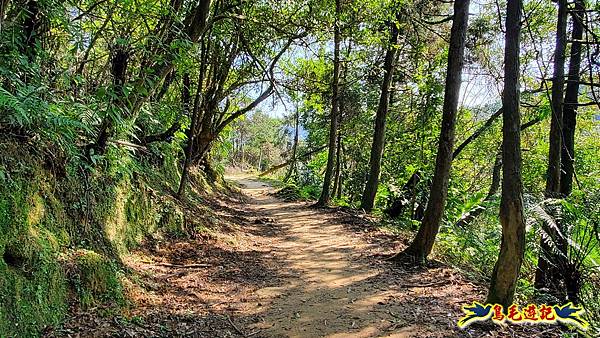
[398,0,470,261]
[486,0,526,308]
[535,0,569,299]
[360,20,400,212]
[560,0,584,197]
[544,0,568,198]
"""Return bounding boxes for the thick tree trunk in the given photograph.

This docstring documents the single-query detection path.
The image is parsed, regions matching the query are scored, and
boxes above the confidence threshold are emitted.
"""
[486,0,526,307]
[560,0,584,197]
[360,21,400,212]
[178,130,211,197]
[316,0,341,206]
[396,0,470,262]
[535,0,569,299]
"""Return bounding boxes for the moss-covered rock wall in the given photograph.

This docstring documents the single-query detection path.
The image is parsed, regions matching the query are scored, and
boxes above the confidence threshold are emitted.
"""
[0,142,187,337]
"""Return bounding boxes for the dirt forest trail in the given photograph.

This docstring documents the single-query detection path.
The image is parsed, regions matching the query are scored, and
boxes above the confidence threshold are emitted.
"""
[230,176,469,338]
[49,175,562,338]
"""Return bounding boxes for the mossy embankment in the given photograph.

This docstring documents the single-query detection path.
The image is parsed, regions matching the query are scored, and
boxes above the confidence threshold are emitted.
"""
[0,140,223,337]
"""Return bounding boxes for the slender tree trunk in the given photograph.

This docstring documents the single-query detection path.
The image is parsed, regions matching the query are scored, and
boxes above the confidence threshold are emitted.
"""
[396,0,470,262]
[241,140,245,167]
[76,3,116,77]
[316,0,341,206]
[130,0,211,117]
[560,0,584,197]
[175,75,192,196]
[486,0,526,307]
[453,108,502,159]
[336,147,343,200]
[284,105,300,182]
[360,21,400,212]
[177,36,210,197]
[332,128,342,198]
[88,0,211,154]
[178,71,201,198]
[93,3,210,153]
[535,0,569,299]
[544,0,568,197]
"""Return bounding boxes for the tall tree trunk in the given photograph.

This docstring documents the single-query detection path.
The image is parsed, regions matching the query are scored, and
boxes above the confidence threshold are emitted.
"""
[316,0,341,206]
[336,145,343,199]
[560,0,584,197]
[360,20,400,212]
[89,0,211,154]
[332,128,342,198]
[284,105,300,182]
[395,0,470,262]
[535,0,569,299]
[486,0,526,307]
[544,0,568,197]
[130,0,211,117]
[178,36,210,197]
[241,136,245,167]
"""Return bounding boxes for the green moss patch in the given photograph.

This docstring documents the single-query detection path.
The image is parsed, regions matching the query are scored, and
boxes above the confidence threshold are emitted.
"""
[0,231,67,337]
[62,249,124,308]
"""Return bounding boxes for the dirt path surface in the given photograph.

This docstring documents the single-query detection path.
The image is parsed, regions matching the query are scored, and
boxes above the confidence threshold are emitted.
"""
[235,177,469,338]
[48,176,562,338]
